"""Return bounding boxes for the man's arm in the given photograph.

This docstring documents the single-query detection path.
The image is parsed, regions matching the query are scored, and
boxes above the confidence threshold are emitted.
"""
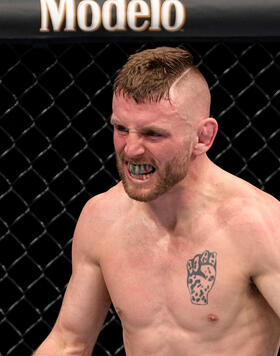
[33,198,112,355]
[251,197,280,319]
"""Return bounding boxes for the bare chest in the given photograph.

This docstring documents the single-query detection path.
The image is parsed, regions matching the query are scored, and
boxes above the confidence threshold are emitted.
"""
[100,226,263,335]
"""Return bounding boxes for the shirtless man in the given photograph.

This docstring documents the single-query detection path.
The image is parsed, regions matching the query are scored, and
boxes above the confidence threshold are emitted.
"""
[33,46,280,355]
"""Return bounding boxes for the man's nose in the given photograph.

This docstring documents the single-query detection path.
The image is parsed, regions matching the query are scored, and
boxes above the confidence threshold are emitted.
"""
[124,133,145,157]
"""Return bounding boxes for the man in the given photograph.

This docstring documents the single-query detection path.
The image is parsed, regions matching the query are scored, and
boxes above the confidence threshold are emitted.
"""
[34,46,280,355]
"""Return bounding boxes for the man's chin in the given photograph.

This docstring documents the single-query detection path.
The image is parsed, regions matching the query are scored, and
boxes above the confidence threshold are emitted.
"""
[126,192,158,202]
[123,185,155,202]
[122,180,168,202]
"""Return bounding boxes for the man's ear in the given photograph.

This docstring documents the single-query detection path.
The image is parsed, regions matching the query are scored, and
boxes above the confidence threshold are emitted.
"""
[192,118,218,156]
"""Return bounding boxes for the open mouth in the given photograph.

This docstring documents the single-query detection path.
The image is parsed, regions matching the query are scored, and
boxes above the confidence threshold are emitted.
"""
[127,163,156,180]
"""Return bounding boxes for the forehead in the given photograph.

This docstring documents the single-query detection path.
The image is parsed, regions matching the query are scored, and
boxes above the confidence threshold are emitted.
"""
[112,94,184,128]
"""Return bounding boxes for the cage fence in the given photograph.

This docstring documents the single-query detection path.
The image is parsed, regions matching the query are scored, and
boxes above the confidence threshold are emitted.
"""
[0,40,280,356]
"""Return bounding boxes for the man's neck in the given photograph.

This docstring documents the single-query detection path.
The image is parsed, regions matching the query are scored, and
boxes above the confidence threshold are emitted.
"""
[141,155,218,232]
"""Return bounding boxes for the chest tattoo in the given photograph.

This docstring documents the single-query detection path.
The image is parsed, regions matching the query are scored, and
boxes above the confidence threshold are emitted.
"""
[186,250,217,305]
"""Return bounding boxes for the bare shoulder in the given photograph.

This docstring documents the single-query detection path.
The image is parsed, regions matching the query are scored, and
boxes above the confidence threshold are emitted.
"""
[211,170,280,289]
[219,174,280,234]
[216,170,280,265]
[80,183,128,224]
[72,183,129,264]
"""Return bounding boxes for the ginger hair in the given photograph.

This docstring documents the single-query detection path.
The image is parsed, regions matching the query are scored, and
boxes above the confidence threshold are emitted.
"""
[113,46,195,103]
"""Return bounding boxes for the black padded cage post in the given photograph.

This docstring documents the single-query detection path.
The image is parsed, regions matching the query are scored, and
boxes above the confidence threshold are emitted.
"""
[0,1,280,355]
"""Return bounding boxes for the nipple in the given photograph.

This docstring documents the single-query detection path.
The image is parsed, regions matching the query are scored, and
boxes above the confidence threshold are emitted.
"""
[208,313,218,322]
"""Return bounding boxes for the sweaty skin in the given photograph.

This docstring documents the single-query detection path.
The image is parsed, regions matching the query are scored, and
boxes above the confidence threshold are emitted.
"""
[33,72,280,356]
[94,176,280,356]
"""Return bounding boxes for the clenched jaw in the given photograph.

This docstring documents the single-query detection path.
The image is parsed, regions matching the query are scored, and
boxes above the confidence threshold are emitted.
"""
[127,163,156,181]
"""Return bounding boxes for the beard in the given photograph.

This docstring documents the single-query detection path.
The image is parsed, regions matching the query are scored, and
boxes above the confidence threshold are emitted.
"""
[116,144,191,202]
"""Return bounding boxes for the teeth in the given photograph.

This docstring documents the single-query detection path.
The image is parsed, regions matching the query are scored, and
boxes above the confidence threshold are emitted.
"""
[128,163,155,176]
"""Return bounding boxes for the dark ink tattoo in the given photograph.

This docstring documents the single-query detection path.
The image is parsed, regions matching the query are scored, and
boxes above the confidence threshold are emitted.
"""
[186,250,217,305]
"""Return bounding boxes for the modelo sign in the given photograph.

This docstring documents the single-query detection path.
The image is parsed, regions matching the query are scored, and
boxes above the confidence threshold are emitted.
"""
[40,0,186,32]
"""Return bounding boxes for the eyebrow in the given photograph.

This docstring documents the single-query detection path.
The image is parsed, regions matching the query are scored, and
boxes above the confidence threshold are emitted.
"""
[110,116,121,126]
[110,116,170,136]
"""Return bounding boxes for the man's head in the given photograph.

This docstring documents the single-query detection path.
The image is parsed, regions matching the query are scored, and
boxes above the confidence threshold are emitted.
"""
[112,47,217,202]
[114,46,194,104]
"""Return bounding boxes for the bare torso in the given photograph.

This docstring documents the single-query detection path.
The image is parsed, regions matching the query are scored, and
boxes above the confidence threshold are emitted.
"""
[92,170,280,356]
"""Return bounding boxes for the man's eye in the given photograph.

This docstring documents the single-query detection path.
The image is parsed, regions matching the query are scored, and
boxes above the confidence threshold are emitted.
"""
[145,131,162,137]
[116,125,128,133]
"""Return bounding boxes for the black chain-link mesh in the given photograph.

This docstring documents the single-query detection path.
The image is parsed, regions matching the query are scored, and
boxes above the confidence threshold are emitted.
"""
[0,40,279,356]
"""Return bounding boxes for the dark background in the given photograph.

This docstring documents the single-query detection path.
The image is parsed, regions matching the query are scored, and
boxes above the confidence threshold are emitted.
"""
[0,40,280,355]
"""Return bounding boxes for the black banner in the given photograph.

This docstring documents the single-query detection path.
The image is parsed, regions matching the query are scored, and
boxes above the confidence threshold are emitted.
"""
[1,0,280,40]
